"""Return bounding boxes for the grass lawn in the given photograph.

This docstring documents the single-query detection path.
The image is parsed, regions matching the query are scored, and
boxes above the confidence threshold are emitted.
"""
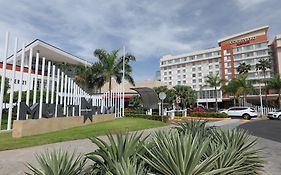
[0,118,167,151]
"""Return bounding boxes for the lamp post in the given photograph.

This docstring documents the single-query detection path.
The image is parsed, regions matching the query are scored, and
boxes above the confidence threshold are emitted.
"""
[258,71,263,116]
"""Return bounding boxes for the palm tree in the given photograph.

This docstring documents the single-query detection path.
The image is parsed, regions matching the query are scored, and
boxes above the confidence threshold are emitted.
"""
[174,85,197,108]
[235,75,255,106]
[222,78,240,106]
[91,48,136,91]
[237,62,251,75]
[266,74,281,108]
[205,73,224,111]
[256,59,271,106]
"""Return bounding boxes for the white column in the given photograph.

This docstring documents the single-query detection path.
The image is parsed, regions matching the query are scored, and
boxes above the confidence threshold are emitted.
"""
[7,38,18,130]
[39,57,46,119]
[63,75,68,115]
[16,43,26,120]
[66,78,71,116]
[60,72,64,104]
[78,87,82,116]
[51,65,56,104]
[55,69,60,117]
[26,48,33,107]
[45,61,51,104]
[33,52,39,104]
[0,32,9,130]
[122,46,125,117]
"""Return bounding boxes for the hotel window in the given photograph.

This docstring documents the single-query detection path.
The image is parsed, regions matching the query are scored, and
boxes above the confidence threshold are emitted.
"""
[177,70,181,73]
[164,77,167,80]
[226,49,230,54]
[244,45,254,51]
[256,50,267,56]
[215,64,219,69]
[178,81,181,85]
[164,72,167,75]
[214,51,221,56]
[245,52,254,57]
[190,56,195,60]
[183,69,186,73]
[193,85,196,89]
[177,65,180,68]
[169,77,172,80]
[198,73,202,77]
[205,53,212,57]
[163,67,167,70]
[192,62,196,66]
[209,65,212,70]
[235,47,242,53]
[234,54,242,59]
[226,56,231,61]
[255,42,267,49]
[192,67,196,71]
[208,59,212,63]
[209,72,213,76]
[198,67,202,71]
[199,79,202,83]
[192,74,196,77]
[183,75,186,78]
[182,64,186,67]
[183,80,186,84]
[169,82,172,85]
[193,79,196,83]
[197,54,203,59]
[169,71,172,75]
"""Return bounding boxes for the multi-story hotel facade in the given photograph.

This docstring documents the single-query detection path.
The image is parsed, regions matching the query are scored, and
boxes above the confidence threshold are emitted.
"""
[160,26,281,108]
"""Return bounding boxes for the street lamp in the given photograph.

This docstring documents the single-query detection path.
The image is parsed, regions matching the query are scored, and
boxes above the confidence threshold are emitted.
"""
[257,71,263,116]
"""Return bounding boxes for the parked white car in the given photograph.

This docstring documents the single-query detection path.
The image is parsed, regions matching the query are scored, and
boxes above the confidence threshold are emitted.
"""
[220,107,257,120]
[267,110,281,120]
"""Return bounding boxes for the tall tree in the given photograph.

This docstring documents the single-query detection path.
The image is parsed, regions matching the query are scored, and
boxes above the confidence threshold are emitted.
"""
[153,86,176,107]
[235,75,255,106]
[174,85,197,108]
[205,73,224,111]
[266,74,281,108]
[222,78,240,106]
[237,62,251,75]
[91,48,136,91]
[256,58,271,106]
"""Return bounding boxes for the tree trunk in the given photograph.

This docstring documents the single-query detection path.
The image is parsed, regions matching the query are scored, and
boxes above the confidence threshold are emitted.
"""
[233,97,236,106]
[278,90,281,109]
[263,71,267,107]
[108,77,112,106]
[215,87,218,112]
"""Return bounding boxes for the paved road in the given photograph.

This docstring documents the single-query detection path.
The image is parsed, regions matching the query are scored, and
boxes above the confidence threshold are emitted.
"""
[238,120,281,143]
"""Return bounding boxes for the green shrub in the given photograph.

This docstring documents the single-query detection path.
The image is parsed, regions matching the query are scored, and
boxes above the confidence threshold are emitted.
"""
[190,112,228,118]
[124,113,169,123]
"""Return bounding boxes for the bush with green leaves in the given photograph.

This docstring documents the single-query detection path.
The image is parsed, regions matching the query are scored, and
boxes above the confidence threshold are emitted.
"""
[124,113,169,122]
[190,112,228,118]
[25,149,86,175]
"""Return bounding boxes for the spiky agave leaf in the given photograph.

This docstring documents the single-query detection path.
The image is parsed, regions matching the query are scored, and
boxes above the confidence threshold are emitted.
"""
[25,149,86,175]
[86,131,149,174]
[207,128,265,175]
[141,130,237,175]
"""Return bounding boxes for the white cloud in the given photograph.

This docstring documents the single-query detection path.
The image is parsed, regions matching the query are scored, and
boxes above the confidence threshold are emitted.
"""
[236,0,266,10]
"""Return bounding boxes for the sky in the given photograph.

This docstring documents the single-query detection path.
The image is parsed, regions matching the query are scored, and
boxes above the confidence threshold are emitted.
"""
[0,0,281,81]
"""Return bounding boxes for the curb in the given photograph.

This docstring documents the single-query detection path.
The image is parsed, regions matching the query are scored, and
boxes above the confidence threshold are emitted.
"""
[170,116,232,121]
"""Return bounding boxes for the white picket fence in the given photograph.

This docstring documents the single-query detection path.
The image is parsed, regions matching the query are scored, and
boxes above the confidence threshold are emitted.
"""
[255,106,276,116]
[0,32,124,131]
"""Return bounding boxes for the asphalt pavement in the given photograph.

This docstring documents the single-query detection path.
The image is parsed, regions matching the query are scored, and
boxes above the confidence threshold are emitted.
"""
[238,120,281,143]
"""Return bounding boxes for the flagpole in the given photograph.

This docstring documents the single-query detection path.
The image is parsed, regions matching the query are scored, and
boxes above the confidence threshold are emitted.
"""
[122,46,125,117]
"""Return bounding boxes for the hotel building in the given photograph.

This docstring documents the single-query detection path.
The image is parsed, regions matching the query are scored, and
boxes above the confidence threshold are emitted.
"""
[160,26,281,107]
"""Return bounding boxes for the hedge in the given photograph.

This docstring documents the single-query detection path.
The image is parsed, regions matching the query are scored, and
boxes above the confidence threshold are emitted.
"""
[190,112,228,118]
[125,113,169,123]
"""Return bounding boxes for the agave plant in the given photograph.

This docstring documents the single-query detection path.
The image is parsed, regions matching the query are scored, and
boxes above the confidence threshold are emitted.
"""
[86,132,149,174]
[112,158,148,175]
[141,130,238,175]
[25,149,86,175]
[208,128,265,174]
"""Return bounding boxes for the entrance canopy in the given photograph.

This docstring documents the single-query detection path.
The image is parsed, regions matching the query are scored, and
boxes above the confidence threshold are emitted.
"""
[131,87,159,109]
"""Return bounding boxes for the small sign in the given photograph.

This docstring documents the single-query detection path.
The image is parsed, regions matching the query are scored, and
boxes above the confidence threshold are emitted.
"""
[159,92,166,100]
[176,97,181,103]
